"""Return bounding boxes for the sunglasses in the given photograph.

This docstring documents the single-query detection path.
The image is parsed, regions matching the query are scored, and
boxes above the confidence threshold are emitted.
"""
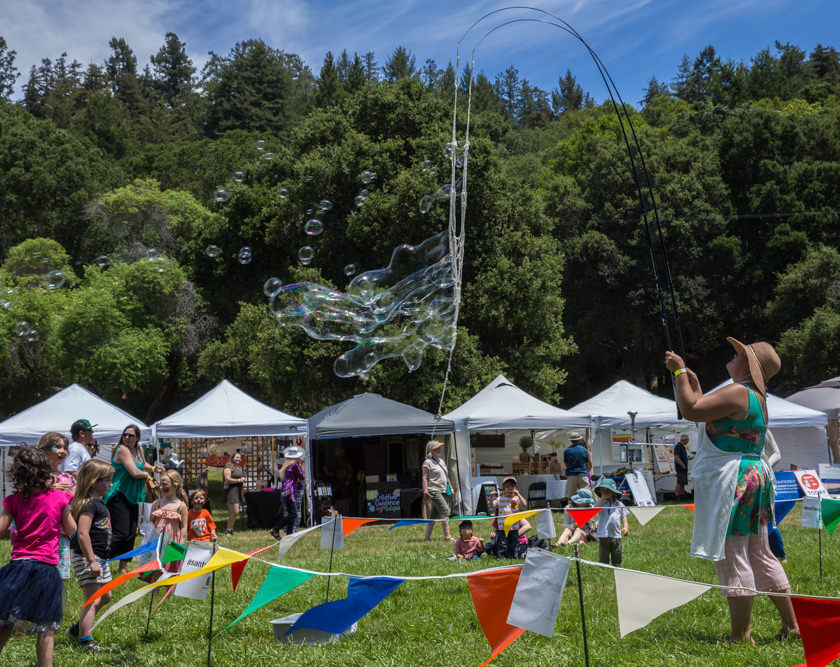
[122,432,138,439]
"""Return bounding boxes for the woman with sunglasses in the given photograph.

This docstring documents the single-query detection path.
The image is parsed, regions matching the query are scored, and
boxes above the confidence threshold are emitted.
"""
[103,425,157,576]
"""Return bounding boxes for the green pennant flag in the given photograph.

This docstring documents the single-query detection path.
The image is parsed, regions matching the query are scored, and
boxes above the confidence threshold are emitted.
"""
[162,541,187,565]
[449,515,493,524]
[821,496,840,536]
[216,566,314,635]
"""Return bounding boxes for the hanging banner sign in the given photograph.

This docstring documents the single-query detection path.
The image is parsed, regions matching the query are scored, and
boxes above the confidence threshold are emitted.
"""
[818,464,840,495]
[794,470,828,498]
[624,470,655,507]
[173,540,214,600]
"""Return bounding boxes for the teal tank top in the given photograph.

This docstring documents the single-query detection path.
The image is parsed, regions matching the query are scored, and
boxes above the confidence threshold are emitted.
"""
[104,445,146,505]
[705,385,766,454]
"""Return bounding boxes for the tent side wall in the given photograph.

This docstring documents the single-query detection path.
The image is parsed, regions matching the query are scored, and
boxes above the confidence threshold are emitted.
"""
[771,425,830,471]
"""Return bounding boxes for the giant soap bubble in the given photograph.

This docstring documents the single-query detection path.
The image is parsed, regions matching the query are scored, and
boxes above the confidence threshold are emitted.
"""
[269,231,456,377]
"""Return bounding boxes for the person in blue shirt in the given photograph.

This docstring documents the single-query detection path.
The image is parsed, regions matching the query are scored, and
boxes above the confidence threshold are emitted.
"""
[563,432,591,502]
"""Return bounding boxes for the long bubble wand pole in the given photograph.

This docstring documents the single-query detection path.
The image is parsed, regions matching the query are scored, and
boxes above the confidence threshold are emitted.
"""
[207,540,217,667]
[573,544,591,667]
[325,514,338,603]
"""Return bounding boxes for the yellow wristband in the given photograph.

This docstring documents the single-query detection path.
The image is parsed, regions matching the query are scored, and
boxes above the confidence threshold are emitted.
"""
[674,368,688,377]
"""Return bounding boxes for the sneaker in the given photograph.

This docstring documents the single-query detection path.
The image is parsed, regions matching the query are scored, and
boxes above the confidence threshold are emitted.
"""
[269,529,282,540]
[66,623,79,640]
[80,638,108,652]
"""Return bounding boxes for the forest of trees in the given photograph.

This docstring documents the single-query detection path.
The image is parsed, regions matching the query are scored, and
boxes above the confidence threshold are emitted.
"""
[0,33,838,423]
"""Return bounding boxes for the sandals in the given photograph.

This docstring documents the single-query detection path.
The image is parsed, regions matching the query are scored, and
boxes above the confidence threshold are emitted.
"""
[775,627,801,641]
[270,529,282,540]
[225,529,234,537]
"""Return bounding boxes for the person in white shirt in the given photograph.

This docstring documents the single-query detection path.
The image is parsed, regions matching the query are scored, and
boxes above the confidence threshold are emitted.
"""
[61,419,97,475]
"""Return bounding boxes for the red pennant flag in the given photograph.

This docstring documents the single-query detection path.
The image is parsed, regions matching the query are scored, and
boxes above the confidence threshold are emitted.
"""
[567,508,600,528]
[792,596,840,667]
[231,544,277,592]
[468,568,525,666]
[682,504,695,512]
[342,518,378,537]
[83,558,161,608]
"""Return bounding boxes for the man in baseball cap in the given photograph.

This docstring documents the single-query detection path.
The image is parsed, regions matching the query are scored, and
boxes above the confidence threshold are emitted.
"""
[62,418,98,475]
[563,431,592,503]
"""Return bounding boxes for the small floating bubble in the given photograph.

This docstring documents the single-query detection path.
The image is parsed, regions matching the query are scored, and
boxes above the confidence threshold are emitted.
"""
[298,246,315,265]
[354,189,370,207]
[146,248,160,261]
[205,245,221,258]
[44,270,65,290]
[343,263,358,277]
[0,288,19,308]
[233,171,246,183]
[94,255,110,269]
[359,169,376,185]
[15,321,30,336]
[237,247,253,264]
[214,189,230,203]
[304,219,324,236]
[263,277,283,298]
[278,188,289,199]
[318,199,333,211]
[256,139,266,151]
[263,152,275,161]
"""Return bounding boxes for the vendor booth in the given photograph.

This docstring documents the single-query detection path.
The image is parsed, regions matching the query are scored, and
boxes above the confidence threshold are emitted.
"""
[153,380,308,527]
[307,393,454,521]
[0,384,150,497]
[787,376,840,464]
[443,374,592,514]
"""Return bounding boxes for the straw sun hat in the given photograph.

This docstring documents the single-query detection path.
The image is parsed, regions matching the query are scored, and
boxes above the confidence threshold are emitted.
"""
[726,337,781,396]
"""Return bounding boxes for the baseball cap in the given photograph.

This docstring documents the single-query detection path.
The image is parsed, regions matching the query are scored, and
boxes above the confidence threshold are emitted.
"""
[71,419,98,437]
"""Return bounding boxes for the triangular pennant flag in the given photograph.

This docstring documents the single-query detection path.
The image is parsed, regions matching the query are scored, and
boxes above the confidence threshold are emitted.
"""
[503,509,540,535]
[775,499,797,525]
[231,543,277,592]
[450,515,493,524]
[614,568,710,637]
[92,573,177,631]
[792,596,840,667]
[217,566,315,634]
[278,524,321,560]
[342,517,378,537]
[468,568,525,666]
[681,504,695,511]
[508,549,570,637]
[82,558,161,608]
[321,516,345,549]
[287,577,404,635]
[567,508,600,528]
[629,506,665,526]
[389,519,434,530]
[820,497,840,536]
[137,547,248,592]
[106,536,160,562]
[162,540,187,565]
[535,508,557,540]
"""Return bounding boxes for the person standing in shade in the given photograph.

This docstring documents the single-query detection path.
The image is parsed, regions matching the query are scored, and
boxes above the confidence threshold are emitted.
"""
[422,440,455,542]
[270,446,306,540]
[563,432,591,502]
[674,434,690,501]
[223,452,245,537]
[62,419,97,475]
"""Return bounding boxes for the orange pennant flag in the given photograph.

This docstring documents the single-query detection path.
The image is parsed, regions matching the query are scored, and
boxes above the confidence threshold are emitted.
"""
[681,504,695,512]
[467,568,525,666]
[231,543,277,592]
[342,518,378,537]
[83,559,161,608]
[567,508,600,528]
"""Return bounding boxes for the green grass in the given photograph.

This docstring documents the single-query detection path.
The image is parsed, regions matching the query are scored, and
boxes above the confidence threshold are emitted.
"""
[0,500,834,666]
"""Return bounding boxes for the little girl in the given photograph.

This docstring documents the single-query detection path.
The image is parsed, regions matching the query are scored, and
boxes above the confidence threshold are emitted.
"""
[187,489,217,542]
[0,447,76,666]
[67,460,114,652]
[593,478,629,566]
[150,470,188,572]
[555,488,598,547]
[491,476,527,559]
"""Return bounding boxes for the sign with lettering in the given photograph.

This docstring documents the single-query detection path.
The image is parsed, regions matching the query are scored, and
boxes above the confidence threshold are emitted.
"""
[367,488,401,517]
[793,470,828,497]
[173,540,214,600]
[507,548,570,637]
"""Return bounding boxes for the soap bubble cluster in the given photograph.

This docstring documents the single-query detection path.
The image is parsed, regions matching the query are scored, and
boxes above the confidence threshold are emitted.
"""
[419,179,462,215]
[269,231,456,377]
[15,321,39,343]
[237,247,253,264]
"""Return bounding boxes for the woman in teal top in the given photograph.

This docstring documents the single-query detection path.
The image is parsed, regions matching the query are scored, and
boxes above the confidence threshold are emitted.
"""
[666,337,798,644]
[104,424,156,575]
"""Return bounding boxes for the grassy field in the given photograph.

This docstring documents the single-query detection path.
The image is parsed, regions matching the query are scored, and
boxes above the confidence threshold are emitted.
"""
[0,493,835,666]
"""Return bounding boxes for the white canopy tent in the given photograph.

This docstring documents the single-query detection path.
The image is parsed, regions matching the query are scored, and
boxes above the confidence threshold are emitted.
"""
[787,376,840,463]
[569,380,690,474]
[443,374,592,513]
[0,384,150,496]
[710,379,829,470]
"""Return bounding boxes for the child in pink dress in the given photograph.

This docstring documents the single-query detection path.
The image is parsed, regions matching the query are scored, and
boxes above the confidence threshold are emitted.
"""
[150,470,188,573]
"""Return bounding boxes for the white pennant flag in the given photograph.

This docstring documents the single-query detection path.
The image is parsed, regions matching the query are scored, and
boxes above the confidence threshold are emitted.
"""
[536,508,557,539]
[614,568,710,637]
[320,516,345,550]
[507,548,570,637]
[628,506,665,526]
[278,523,321,561]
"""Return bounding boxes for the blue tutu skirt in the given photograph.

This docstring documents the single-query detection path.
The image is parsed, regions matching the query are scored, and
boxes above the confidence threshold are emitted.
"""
[0,559,64,633]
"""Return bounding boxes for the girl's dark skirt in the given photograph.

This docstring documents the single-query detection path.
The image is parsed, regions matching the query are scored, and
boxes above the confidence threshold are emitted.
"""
[0,558,63,633]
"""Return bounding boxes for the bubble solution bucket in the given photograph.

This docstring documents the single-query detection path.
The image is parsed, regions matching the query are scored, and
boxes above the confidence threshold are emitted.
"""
[270,613,357,646]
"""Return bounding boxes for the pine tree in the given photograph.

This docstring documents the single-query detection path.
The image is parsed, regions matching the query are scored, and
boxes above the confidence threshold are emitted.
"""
[314,51,343,107]
[0,36,20,99]
[382,46,417,82]
[150,32,196,108]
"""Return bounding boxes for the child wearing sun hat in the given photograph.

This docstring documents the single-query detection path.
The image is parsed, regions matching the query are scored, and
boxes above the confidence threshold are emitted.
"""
[593,478,629,566]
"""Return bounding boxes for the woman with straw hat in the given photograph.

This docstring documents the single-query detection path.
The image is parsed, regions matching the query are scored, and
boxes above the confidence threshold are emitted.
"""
[666,338,799,644]
[422,440,455,543]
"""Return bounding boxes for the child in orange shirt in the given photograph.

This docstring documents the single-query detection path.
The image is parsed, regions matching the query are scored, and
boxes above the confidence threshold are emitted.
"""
[187,490,217,542]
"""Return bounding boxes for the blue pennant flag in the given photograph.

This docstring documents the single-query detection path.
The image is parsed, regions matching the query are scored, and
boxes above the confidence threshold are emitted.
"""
[387,520,433,531]
[106,535,160,562]
[286,577,404,636]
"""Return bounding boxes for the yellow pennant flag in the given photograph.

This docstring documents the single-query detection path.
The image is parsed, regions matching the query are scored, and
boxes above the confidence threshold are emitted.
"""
[145,547,251,590]
[503,510,541,535]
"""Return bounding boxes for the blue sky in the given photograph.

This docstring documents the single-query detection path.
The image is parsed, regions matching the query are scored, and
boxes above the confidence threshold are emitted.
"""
[4,0,839,104]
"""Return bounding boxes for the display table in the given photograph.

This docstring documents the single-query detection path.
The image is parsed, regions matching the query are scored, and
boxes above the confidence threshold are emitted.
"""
[245,490,284,529]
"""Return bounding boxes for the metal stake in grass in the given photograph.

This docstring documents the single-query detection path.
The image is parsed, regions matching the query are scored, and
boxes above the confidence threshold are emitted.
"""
[819,524,823,578]
[573,544,590,667]
[325,513,339,603]
[144,589,156,639]
[207,540,217,667]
